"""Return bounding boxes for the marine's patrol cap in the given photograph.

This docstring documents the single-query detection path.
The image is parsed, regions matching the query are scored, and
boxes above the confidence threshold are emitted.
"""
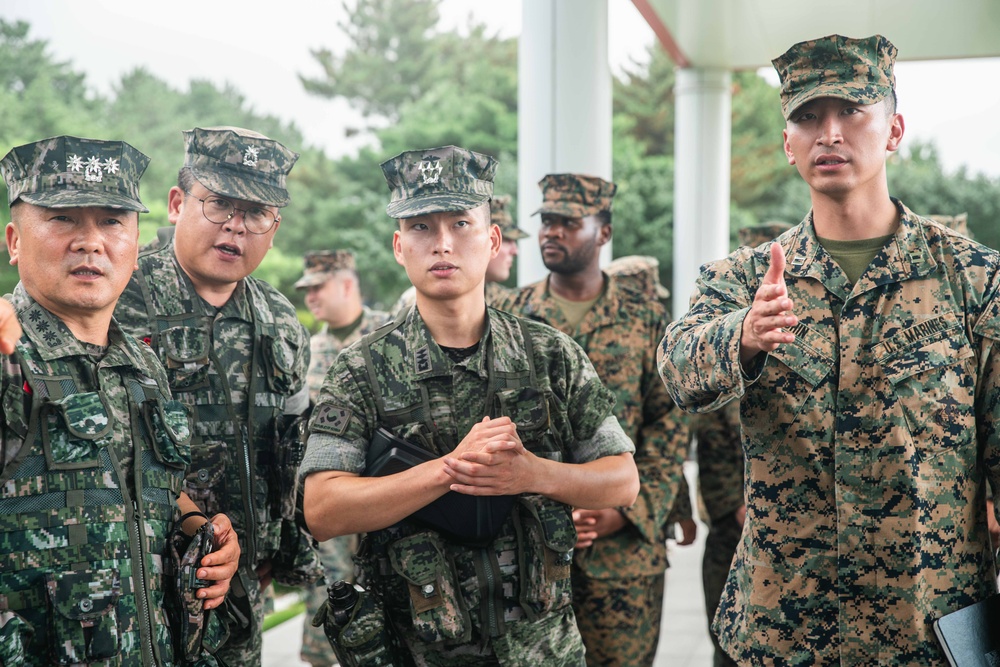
[738,221,793,248]
[183,127,299,208]
[294,250,356,290]
[535,174,617,218]
[491,195,527,240]
[772,34,897,120]
[1,135,150,212]
[380,145,497,219]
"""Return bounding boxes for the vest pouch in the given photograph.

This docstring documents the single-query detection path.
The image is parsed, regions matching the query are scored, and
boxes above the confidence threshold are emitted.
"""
[144,398,193,470]
[41,392,113,470]
[162,325,210,391]
[497,387,562,459]
[186,439,228,517]
[386,530,470,644]
[514,494,575,621]
[0,609,34,666]
[261,334,295,395]
[44,568,122,664]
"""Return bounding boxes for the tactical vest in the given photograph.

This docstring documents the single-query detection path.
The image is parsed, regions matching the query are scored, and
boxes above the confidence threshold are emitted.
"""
[0,333,189,666]
[359,310,577,645]
[132,250,295,569]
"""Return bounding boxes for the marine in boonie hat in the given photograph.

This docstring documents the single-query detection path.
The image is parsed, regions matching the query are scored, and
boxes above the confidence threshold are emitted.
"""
[294,250,356,290]
[535,173,617,218]
[1,135,150,212]
[738,221,793,248]
[491,194,527,240]
[772,34,897,120]
[380,145,497,219]
[183,126,299,207]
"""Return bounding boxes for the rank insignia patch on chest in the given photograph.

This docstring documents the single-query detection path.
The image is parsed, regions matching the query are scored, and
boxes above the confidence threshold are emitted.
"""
[414,345,431,374]
[312,404,352,436]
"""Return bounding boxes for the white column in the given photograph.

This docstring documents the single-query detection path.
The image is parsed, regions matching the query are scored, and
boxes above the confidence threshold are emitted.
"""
[672,67,732,317]
[518,0,612,286]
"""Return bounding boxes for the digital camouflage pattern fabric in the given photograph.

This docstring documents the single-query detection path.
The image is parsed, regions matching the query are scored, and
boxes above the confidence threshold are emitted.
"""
[301,306,635,666]
[0,286,191,666]
[115,241,314,667]
[605,255,670,303]
[182,127,299,207]
[772,34,897,120]
[736,222,793,249]
[491,194,528,240]
[381,145,497,219]
[690,401,743,667]
[294,249,357,290]
[534,174,616,219]
[300,305,390,666]
[658,200,1000,665]
[495,274,689,667]
[1,135,149,212]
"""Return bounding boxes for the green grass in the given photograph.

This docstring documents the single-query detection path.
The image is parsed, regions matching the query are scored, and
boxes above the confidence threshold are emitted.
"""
[262,600,306,632]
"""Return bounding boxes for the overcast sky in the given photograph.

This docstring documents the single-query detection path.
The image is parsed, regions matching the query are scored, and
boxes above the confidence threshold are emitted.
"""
[4,0,999,178]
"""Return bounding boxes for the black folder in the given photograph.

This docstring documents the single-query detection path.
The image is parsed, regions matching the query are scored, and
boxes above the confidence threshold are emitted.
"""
[933,593,1000,667]
[364,427,515,545]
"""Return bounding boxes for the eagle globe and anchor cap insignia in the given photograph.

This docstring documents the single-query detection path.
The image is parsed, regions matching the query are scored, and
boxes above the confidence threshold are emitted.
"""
[419,159,443,185]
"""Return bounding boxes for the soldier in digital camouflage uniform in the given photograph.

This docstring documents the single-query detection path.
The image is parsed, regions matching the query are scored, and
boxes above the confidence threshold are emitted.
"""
[0,135,241,666]
[301,145,640,666]
[689,222,788,667]
[659,34,1000,665]
[604,255,698,551]
[115,127,318,667]
[494,175,688,667]
[392,193,528,314]
[294,248,391,666]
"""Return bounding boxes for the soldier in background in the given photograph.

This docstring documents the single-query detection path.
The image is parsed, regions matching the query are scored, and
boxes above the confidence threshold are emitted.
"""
[392,193,527,314]
[115,127,318,667]
[0,135,239,665]
[691,222,789,667]
[496,174,688,667]
[302,146,639,665]
[660,34,1000,664]
[294,248,390,667]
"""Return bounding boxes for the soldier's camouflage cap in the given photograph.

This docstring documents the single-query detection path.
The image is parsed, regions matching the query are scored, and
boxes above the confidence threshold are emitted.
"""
[381,145,497,219]
[491,194,527,240]
[1,136,150,212]
[738,221,793,248]
[535,173,616,218]
[606,254,670,301]
[294,249,356,290]
[183,127,299,208]
[772,34,897,120]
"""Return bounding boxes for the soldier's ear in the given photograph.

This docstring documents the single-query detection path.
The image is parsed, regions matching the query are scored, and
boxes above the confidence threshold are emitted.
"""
[6,221,20,266]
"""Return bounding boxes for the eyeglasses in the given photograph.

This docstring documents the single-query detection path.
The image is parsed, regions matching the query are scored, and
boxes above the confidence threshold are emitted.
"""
[183,190,280,235]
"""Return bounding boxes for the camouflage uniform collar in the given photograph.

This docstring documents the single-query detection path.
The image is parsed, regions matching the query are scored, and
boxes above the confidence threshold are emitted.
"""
[783,199,937,294]
[518,273,628,337]
[164,242,251,319]
[403,306,491,380]
[10,283,149,368]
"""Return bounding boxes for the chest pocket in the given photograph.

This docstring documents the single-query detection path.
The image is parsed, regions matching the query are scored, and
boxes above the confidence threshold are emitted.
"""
[143,398,192,469]
[873,313,976,459]
[162,325,210,391]
[496,387,556,456]
[45,568,122,664]
[261,334,296,395]
[743,322,834,456]
[41,392,113,470]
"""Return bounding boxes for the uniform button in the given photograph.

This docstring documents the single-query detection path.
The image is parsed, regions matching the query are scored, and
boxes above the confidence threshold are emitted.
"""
[197,469,209,482]
[843,492,857,503]
[79,598,94,612]
[421,584,436,597]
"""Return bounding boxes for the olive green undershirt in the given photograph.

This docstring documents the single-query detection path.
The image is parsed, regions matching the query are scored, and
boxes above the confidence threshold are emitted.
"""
[330,312,364,341]
[817,234,894,285]
[548,291,601,331]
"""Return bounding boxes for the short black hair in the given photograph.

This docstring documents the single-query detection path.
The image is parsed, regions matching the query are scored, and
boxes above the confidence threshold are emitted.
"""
[595,210,612,226]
